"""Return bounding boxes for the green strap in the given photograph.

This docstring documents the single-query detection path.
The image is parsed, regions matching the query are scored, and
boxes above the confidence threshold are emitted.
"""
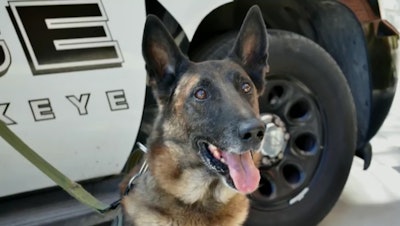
[0,120,111,213]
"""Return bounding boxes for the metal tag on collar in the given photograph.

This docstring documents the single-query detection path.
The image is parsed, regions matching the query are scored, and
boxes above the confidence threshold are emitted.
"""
[124,142,148,196]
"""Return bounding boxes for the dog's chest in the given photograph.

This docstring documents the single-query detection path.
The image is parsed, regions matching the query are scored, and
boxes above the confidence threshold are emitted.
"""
[123,174,250,226]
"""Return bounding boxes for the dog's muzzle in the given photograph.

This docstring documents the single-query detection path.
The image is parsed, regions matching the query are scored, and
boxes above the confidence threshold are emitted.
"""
[198,141,260,194]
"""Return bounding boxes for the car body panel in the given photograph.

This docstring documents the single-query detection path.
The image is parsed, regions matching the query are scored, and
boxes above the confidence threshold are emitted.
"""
[0,0,148,197]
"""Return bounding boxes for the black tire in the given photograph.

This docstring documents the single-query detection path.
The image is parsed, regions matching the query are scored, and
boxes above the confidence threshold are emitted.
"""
[191,30,357,226]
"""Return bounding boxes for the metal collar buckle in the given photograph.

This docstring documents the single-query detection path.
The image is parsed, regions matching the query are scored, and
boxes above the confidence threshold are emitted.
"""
[124,142,148,196]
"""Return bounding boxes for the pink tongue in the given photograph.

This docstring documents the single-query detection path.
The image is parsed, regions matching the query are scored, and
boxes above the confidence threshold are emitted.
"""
[221,151,260,194]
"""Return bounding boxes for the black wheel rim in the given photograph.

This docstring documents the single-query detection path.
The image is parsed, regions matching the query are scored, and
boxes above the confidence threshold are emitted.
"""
[250,75,324,210]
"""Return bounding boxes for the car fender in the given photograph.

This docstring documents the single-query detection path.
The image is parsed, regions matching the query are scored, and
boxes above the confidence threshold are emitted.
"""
[0,0,147,197]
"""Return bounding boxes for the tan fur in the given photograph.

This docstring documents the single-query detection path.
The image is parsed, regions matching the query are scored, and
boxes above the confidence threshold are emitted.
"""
[173,74,200,112]
[122,143,252,226]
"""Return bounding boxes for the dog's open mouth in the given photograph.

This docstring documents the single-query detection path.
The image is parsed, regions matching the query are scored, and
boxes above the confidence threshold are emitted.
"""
[199,141,260,194]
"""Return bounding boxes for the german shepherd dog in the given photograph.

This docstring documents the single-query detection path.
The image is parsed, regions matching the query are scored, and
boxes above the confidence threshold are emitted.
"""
[122,5,269,226]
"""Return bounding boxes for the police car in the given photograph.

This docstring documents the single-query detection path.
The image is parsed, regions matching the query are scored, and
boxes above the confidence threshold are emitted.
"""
[0,0,398,225]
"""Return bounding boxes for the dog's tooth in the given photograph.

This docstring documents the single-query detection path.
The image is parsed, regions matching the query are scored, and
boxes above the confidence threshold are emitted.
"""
[208,143,221,159]
[214,151,222,160]
[208,144,218,151]
[220,157,226,164]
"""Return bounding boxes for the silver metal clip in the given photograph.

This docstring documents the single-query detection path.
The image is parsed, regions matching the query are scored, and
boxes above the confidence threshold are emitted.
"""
[124,142,148,195]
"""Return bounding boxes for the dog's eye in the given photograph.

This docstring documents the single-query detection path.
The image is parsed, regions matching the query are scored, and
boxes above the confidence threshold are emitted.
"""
[241,82,252,94]
[194,88,208,100]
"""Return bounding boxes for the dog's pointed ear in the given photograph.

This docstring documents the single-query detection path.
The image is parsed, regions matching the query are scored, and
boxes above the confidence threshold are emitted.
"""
[142,15,188,103]
[229,6,269,94]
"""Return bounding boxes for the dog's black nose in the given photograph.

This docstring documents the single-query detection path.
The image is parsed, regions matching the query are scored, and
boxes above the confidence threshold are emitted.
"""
[238,118,265,145]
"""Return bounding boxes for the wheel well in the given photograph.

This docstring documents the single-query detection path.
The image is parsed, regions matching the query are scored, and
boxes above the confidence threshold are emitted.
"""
[188,0,372,150]
[188,0,320,56]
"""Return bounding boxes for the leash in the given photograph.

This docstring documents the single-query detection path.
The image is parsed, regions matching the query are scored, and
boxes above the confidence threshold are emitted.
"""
[0,120,147,214]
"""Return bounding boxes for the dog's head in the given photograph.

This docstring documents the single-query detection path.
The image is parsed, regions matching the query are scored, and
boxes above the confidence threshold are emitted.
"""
[142,6,269,194]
